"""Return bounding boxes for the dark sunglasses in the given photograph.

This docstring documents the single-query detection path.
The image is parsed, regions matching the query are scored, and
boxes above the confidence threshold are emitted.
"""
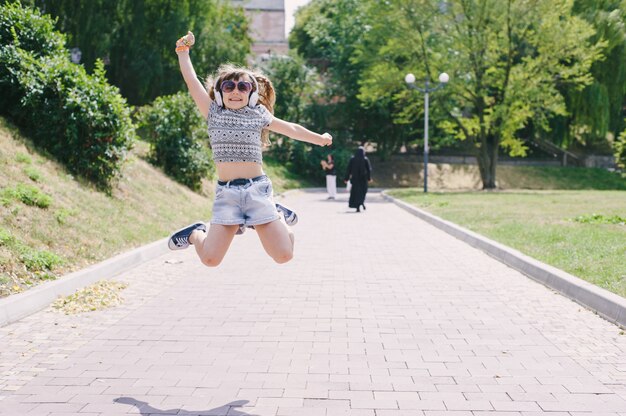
[220,80,253,93]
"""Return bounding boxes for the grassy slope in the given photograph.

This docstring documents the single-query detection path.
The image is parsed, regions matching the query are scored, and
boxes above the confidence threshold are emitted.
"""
[0,118,213,297]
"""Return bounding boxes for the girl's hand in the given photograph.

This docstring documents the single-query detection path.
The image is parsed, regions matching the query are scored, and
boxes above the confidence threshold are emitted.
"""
[319,133,333,147]
[176,31,195,52]
[183,31,195,46]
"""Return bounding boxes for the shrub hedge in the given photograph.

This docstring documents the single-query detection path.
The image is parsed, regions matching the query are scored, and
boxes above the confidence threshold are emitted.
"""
[0,2,134,190]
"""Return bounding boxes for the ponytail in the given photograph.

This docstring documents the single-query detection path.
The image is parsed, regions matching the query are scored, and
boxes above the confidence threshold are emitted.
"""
[251,72,276,147]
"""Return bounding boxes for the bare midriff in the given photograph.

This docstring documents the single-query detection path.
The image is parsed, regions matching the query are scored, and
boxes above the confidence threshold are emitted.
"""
[215,161,264,181]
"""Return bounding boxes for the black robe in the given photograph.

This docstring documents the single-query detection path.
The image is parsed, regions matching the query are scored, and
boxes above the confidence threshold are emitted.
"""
[345,148,372,209]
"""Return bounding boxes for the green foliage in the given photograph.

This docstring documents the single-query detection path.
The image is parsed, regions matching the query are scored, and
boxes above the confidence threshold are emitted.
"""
[261,53,325,166]
[0,1,64,114]
[54,208,76,225]
[14,54,135,189]
[560,1,626,150]
[19,247,63,272]
[0,1,65,57]
[136,92,212,190]
[15,152,32,164]
[351,0,603,188]
[26,0,252,105]
[23,166,42,182]
[573,213,626,224]
[1,183,52,208]
[289,0,411,157]
[262,53,319,125]
[615,127,626,173]
[255,49,363,182]
[0,227,13,246]
[0,3,135,190]
[0,226,62,273]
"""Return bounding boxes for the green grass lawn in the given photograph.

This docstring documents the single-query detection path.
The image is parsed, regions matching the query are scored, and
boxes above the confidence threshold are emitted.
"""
[387,189,626,297]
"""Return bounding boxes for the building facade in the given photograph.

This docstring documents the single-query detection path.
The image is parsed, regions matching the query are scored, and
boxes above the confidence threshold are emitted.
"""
[231,0,288,59]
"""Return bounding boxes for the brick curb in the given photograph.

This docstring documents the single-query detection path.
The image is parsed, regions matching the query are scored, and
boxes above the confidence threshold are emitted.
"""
[0,238,168,327]
[381,191,626,329]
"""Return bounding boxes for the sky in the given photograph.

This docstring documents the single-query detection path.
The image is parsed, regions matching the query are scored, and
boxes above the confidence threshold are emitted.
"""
[284,0,311,36]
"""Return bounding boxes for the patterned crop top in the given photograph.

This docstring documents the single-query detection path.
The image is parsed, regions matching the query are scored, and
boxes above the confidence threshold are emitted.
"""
[207,101,274,164]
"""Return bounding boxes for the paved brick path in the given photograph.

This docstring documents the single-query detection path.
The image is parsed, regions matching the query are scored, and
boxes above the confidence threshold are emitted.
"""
[1,189,626,415]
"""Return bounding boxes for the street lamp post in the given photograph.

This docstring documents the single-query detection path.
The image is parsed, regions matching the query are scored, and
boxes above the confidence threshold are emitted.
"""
[405,72,449,193]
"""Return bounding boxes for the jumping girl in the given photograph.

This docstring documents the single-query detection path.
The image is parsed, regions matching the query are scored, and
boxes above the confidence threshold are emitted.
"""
[167,32,332,266]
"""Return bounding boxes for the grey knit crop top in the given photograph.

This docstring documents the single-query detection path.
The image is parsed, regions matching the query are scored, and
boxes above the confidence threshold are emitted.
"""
[207,101,274,164]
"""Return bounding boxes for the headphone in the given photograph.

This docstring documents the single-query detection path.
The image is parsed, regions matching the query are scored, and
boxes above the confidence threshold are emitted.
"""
[213,73,259,108]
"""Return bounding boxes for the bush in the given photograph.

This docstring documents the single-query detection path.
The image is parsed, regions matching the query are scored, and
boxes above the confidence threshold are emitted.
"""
[0,1,65,114]
[0,1,65,57]
[16,55,135,189]
[0,3,135,190]
[136,92,212,190]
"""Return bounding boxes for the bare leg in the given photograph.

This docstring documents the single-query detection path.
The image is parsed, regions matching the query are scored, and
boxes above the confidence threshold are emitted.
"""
[188,223,239,267]
[254,219,294,264]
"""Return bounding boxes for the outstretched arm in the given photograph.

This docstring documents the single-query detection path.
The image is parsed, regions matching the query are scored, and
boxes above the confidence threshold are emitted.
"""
[176,32,211,119]
[268,117,332,147]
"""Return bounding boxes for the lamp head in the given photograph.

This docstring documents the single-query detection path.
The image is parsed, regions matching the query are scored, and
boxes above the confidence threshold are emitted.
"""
[405,73,416,84]
[438,72,449,84]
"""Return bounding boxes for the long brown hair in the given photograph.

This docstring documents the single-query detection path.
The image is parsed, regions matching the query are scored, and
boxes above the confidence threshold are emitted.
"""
[206,64,276,146]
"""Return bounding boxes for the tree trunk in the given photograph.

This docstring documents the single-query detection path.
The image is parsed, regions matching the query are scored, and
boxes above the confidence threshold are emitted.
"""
[477,134,498,189]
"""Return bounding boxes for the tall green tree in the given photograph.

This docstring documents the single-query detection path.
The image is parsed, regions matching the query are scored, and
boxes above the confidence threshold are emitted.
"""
[260,52,320,165]
[28,0,251,105]
[356,0,603,188]
[556,0,626,151]
[290,0,413,157]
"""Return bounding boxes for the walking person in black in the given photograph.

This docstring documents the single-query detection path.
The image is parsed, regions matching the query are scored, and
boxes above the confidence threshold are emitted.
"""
[344,146,372,212]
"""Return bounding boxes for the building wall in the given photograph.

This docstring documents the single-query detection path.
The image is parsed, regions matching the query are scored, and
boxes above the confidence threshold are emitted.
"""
[231,0,288,57]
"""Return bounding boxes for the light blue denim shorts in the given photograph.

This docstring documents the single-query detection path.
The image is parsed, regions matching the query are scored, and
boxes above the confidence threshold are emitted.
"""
[211,175,280,226]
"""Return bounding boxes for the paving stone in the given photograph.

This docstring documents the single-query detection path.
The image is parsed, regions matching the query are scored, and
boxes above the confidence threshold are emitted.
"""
[0,190,625,415]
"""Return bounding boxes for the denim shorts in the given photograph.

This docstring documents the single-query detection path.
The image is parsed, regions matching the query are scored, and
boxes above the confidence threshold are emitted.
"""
[211,175,280,226]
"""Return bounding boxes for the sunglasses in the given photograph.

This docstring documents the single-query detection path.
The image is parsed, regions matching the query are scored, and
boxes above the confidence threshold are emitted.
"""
[220,80,253,93]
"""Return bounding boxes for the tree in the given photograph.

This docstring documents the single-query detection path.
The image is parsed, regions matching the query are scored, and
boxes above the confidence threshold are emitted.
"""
[260,52,320,165]
[355,0,603,189]
[555,0,626,152]
[290,0,413,158]
[28,0,251,105]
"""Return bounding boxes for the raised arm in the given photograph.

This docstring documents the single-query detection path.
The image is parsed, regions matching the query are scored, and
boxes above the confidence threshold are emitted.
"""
[176,32,211,119]
[268,117,332,147]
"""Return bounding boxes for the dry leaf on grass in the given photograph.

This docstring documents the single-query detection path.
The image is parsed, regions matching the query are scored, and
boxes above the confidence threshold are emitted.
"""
[52,280,128,314]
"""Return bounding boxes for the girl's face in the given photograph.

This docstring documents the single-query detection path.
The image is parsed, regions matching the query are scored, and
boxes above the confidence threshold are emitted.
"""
[221,75,253,110]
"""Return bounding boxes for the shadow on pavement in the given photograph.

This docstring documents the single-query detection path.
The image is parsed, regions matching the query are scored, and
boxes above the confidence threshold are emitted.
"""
[115,397,253,415]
